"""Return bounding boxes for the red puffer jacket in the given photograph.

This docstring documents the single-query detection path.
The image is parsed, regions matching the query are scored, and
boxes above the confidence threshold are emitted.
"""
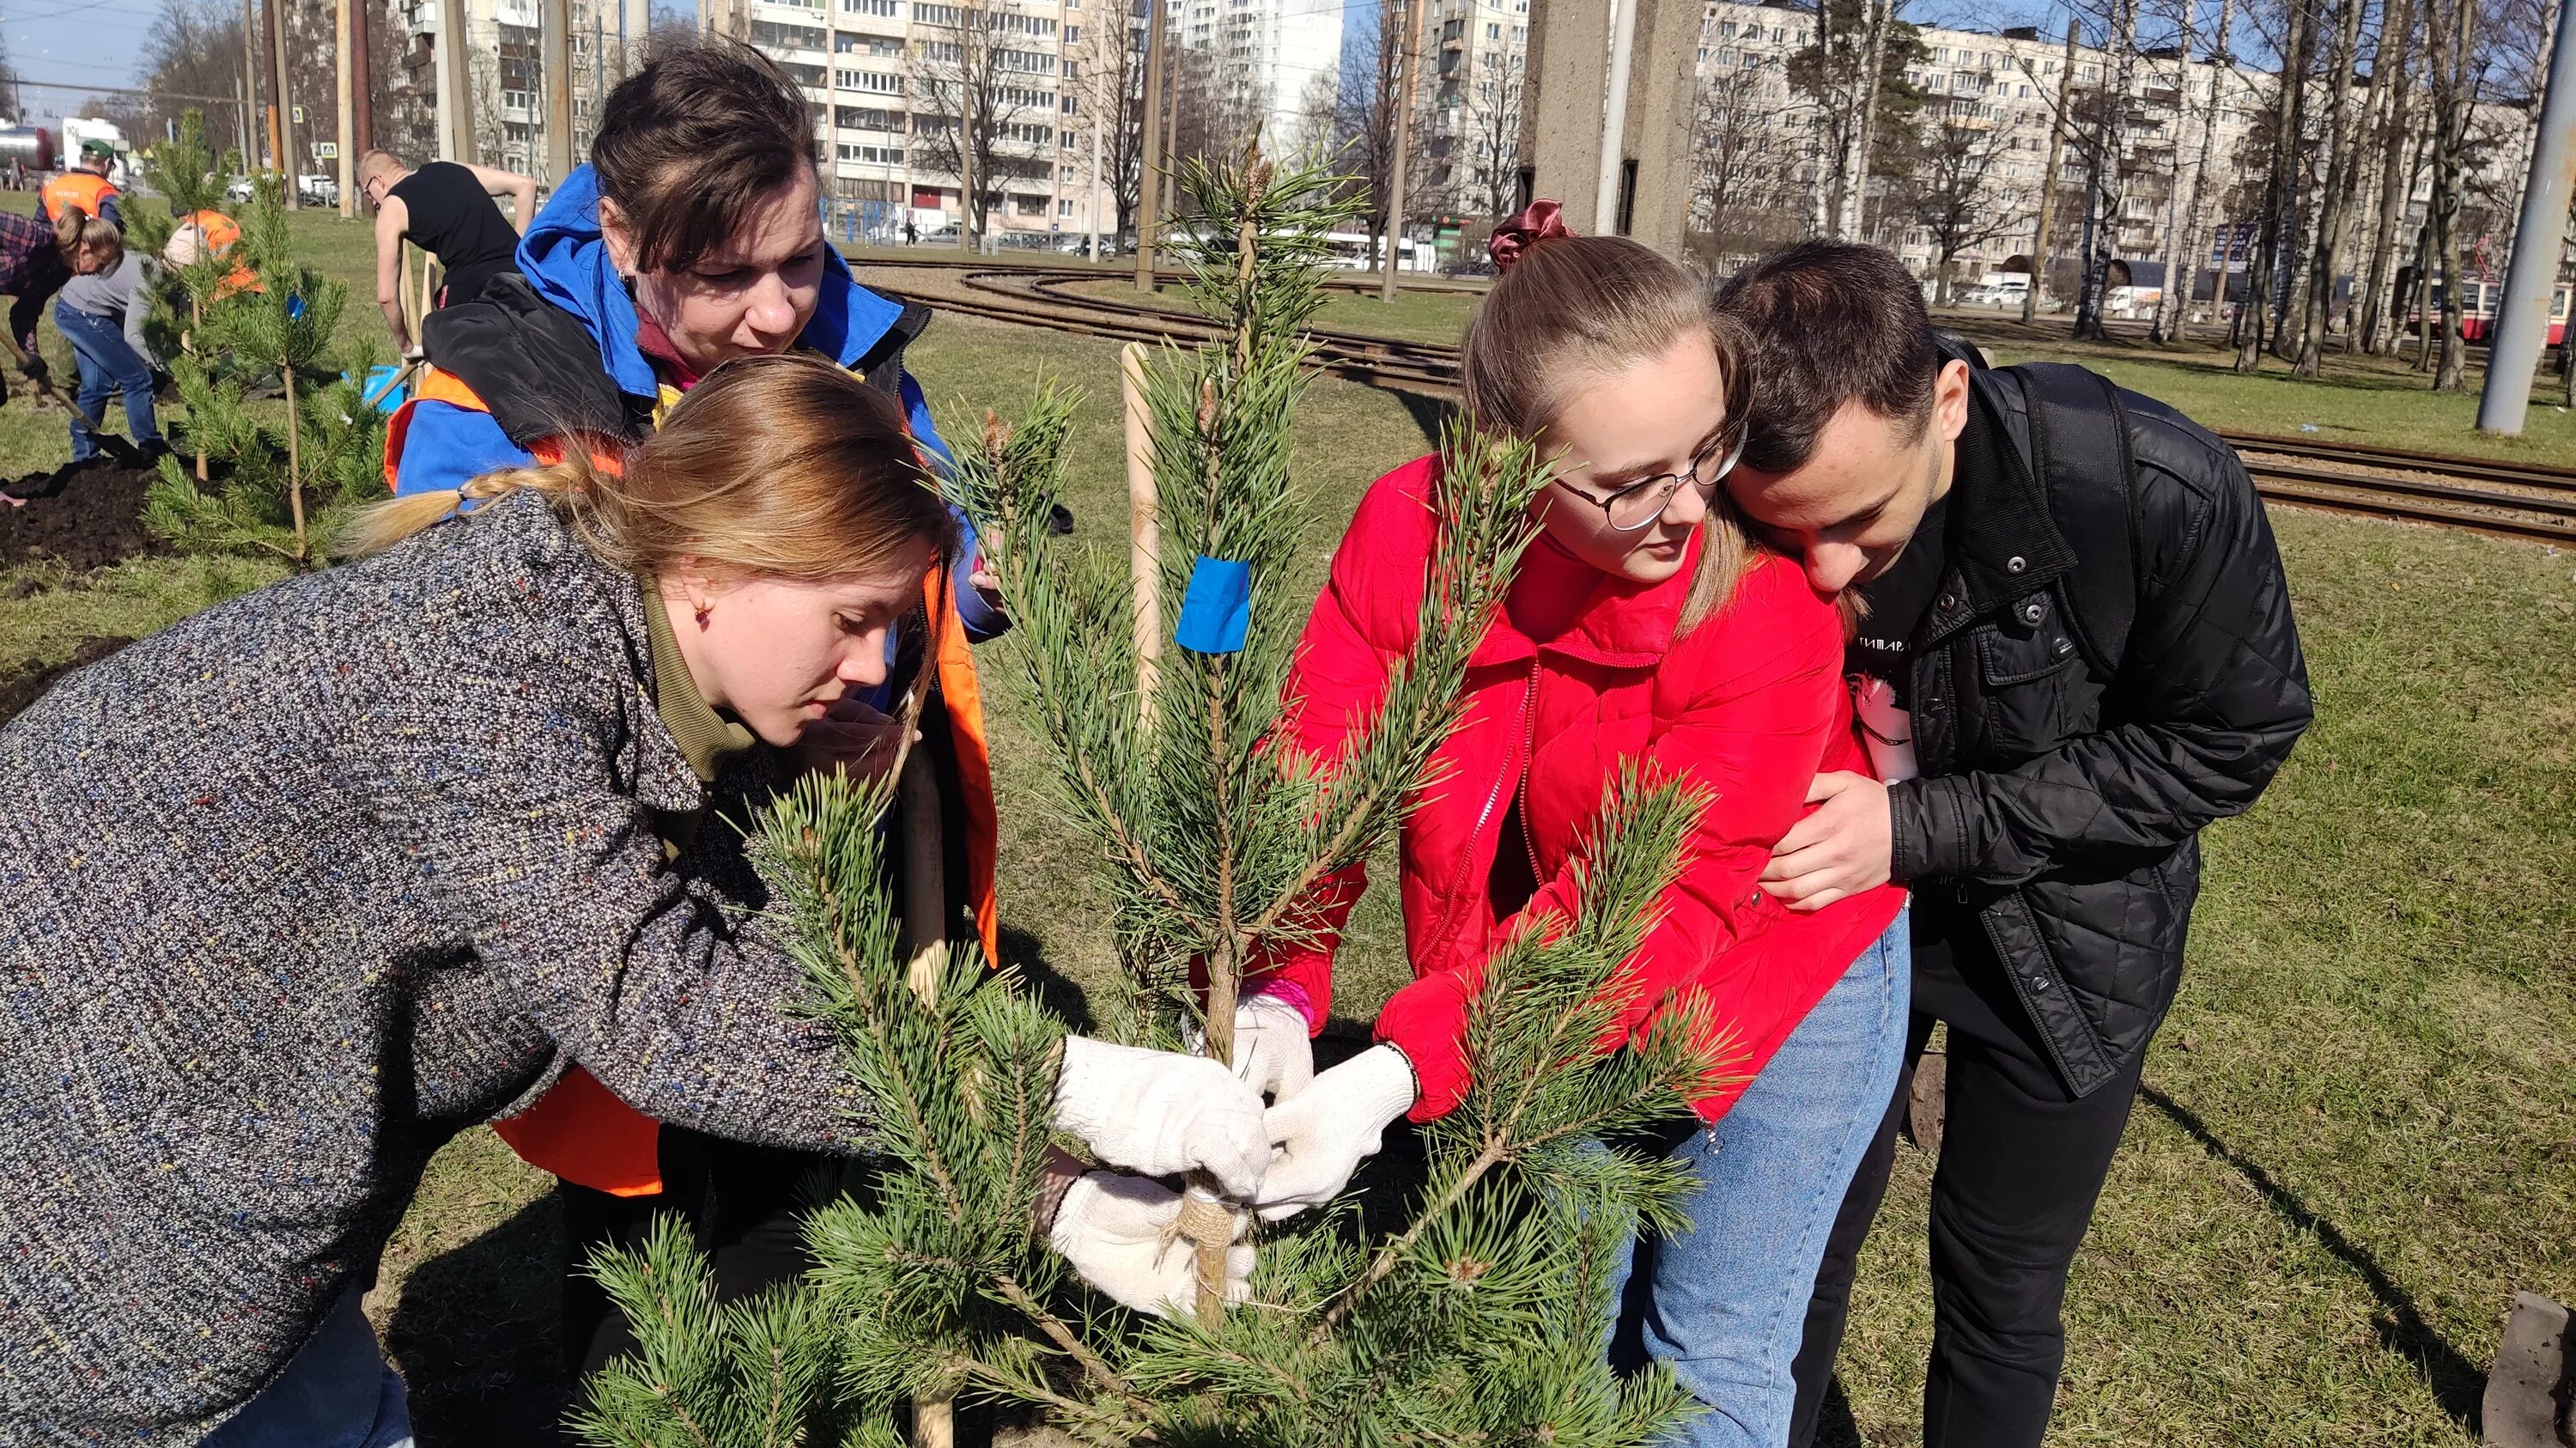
[1257,457,1907,1123]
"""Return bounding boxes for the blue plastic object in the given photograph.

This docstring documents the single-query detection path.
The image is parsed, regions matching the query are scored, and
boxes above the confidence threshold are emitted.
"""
[360,363,409,414]
[1174,555,1253,654]
[287,294,306,321]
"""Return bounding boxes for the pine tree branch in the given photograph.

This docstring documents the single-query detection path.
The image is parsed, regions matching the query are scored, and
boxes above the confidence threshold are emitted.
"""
[949,1348,1151,1444]
[989,1271,1157,1415]
[1312,1140,1508,1339]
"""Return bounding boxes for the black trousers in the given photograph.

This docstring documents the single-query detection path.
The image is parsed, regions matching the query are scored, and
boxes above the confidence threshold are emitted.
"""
[1786,935,2145,1448]
[558,1126,838,1378]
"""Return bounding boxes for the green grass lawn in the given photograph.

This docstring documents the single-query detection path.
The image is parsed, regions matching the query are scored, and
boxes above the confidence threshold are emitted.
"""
[2,204,2571,1445]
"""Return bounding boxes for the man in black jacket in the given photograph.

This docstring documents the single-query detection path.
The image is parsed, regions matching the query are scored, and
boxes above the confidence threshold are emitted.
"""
[1711,242,2312,1448]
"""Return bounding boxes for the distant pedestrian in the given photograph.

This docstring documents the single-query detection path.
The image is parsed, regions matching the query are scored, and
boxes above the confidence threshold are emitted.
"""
[39,137,121,231]
[1712,241,2312,1448]
[904,216,918,246]
[357,148,537,356]
[51,209,161,462]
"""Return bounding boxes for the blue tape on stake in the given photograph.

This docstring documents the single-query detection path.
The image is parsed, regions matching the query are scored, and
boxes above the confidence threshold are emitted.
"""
[1174,555,1253,654]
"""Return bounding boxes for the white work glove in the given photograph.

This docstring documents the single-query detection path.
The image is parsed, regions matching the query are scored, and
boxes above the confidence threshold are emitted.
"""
[1252,1043,1419,1222]
[1052,1035,1269,1198]
[1187,987,1316,1104]
[1049,1171,1254,1320]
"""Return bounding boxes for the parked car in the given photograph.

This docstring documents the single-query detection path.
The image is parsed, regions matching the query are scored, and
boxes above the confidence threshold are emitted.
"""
[225,174,255,203]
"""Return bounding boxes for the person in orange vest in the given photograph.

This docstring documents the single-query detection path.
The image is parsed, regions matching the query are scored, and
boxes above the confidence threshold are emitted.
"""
[161,208,261,299]
[39,137,122,232]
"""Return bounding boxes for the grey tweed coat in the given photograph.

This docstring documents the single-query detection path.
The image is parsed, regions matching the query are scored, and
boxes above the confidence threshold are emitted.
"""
[0,491,868,1443]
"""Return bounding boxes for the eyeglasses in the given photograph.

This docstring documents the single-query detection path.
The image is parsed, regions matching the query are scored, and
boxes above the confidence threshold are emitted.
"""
[1562,423,1749,532]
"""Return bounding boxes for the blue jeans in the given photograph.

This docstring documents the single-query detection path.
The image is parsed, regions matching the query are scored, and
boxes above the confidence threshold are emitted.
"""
[1607,910,1912,1448]
[54,301,161,461]
[203,1287,414,1448]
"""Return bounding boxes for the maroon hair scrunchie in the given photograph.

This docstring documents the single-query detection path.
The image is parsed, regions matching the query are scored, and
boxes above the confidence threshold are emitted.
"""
[1490,199,1577,272]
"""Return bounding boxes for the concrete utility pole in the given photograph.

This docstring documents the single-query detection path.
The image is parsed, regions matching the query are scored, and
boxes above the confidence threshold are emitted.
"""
[337,0,355,218]
[270,0,301,206]
[1382,0,1415,300]
[240,0,264,168]
[2476,0,2576,434]
[1133,0,1169,291]
[1593,0,1635,232]
[1087,82,1106,263]
[434,0,476,163]
[260,0,284,173]
[2024,18,2077,325]
[544,0,574,184]
[235,75,255,173]
[352,0,373,154]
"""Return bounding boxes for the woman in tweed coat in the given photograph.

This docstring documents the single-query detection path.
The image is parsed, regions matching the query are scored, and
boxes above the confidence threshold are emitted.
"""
[0,357,1269,1444]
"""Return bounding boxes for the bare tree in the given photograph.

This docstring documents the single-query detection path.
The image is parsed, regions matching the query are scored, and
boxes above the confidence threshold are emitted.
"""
[1792,0,1928,240]
[2235,0,2318,370]
[910,0,1055,248]
[1071,3,1148,241]
[2425,0,2482,388]
[2155,0,2237,342]
[2293,0,2373,374]
[1457,44,1524,231]
[1905,110,2032,302]
[1324,1,1430,265]
[1689,64,1808,262]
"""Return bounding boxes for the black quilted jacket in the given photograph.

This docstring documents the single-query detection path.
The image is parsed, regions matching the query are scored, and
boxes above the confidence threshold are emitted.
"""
[1888,358,2312,1098]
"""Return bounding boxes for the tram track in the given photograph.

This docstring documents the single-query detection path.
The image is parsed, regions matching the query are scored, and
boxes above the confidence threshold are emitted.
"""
[866,259,2576,548]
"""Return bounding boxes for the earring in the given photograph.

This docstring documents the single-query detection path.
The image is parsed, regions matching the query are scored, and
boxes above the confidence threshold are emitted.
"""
[694,603,711,630]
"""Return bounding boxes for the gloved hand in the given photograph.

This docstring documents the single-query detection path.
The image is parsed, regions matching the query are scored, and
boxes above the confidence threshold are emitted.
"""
[401,344,427,363]
[1253,1043,1418,1222]
[796,691,914,785]
[1050,1171,1254,1320]
[1189,987,1315,1104]
[19,353,48,386]
[1052,1035,1269,1198]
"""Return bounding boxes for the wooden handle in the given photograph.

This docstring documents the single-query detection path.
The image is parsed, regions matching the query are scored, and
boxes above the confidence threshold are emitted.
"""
[1121,342,1160,713]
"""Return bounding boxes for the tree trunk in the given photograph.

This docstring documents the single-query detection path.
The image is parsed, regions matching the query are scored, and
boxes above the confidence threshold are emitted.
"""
[2270,0,2323,362]
[2174,0,2239,344]
[2356,5,2419,356]
[2296,0,2372,376]
[2239,0,2316,370]
[1837,0,1891,240]
[2164,0,2226,343]
[2429,0,2478,391]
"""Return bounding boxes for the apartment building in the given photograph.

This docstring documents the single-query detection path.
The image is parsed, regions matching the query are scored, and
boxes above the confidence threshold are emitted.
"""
[393,0,653,178]
[1174,0,1342,155]
[1418,0,1528,221]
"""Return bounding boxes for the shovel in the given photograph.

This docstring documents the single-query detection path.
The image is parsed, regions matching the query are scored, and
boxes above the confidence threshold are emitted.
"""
[0,332,143,469]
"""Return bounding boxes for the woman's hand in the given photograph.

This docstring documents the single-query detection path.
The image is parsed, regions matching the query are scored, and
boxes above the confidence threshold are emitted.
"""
[1252,1043,1418,1221]
[795,692,914,786]
[1048,1171,1254,1320]
[1205,987,1315,1104]
[1051,1036,1270,1197]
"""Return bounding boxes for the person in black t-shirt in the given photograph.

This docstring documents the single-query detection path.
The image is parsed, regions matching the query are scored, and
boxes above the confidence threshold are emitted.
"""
[1711,242,2311,1448]
[358,149,538,357]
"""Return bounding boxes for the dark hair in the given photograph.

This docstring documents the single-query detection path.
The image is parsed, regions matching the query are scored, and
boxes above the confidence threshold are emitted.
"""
[1461,228,1759,631]
[592,36,818,275]
[1712,241,1941,474]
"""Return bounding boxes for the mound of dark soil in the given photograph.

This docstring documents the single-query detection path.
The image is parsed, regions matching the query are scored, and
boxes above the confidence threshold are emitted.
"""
[0,636,129,727]
[0,457,163,573]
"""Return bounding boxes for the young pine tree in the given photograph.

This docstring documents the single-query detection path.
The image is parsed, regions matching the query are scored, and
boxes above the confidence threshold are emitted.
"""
[578,151,1735,1445]
[143,176,385,566]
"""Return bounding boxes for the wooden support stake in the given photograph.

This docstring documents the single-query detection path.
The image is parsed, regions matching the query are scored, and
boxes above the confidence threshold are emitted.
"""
[896,738,955,1445]
[1121,342,1160,714]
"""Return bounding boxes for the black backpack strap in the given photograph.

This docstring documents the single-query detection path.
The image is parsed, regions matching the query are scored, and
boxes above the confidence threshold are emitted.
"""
[2010,362,2140,678]
[853,301,933,399]
[422,272,645,446]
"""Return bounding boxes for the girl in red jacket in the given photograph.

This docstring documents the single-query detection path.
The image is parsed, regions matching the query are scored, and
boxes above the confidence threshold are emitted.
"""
[1236,207,1912,1446]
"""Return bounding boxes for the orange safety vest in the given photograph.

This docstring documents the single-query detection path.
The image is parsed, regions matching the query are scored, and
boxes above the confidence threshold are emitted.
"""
[178,209,260,297]
[39,170,116,223]
[391,368,1003,1197]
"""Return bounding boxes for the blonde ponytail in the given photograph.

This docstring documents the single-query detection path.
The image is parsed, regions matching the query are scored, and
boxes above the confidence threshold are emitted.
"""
[332,458,597,561]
